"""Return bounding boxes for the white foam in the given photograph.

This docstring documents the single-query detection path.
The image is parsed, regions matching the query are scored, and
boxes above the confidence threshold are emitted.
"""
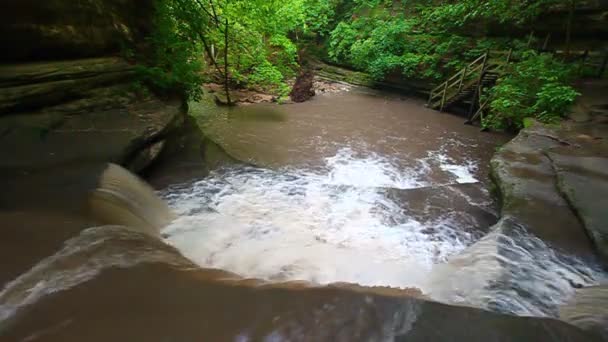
[324,148,427,189]
[427,221,605,317]
[163,147,606,318]
[426,150,479,184]
[163,148,478,289]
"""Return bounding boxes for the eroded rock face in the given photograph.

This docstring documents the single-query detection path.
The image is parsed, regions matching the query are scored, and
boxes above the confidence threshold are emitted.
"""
[0,0,187,174]
[0,0,155,62]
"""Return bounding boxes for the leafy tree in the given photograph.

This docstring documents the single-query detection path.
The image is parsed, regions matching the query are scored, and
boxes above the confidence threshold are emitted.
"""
[141,0,309,101]
[320,0,581,130]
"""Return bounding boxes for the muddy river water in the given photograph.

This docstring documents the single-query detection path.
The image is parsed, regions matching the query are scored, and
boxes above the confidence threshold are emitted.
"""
[0,88,606,341]
[162,88,604,315]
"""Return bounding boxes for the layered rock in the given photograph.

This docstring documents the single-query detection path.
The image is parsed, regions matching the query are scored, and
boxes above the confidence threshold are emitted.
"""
[0,0,155,62]
[0,58,184,173]
[0,0,187,174]
[490,123,597,257]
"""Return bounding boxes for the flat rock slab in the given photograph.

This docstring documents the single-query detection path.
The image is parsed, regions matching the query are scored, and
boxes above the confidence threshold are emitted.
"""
[0,98,182,171]
[549,153,608,259]
[490,125,595,257]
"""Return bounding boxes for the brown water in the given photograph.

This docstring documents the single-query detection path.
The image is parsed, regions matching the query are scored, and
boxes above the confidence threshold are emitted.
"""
[195,88,506,177]
[161,89,603,315]
[0,89,605,341]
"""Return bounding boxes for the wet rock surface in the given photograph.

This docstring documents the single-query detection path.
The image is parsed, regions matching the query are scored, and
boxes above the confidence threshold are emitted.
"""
[550,154,608,259]
[490,80,608,259]
[560,284,608,340]
[0,226,601,342]
[490,80,608,336]
[0,57,185,172]
[490,124,597,257]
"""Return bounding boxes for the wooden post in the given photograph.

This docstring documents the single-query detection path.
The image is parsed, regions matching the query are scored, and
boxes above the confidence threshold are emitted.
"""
[599,52,608,78]
[578,50,589,75]
[526,31,535,49]
[565,0,575,58]
[440,82,448,112]
[542,33,551,52]
[223,18,232,105]
[467,52,488,122]
[457,66,467,94]
[466,85,480,123]
[506,49,513,64]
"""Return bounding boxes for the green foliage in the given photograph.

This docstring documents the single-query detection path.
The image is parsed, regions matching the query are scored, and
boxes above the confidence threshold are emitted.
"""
[301,0,339,36]
[218,0,305,92]
[324,1,546,82]
[137,0,205,101]
[316,0,579,130]
[142,0,312,99]
[138,0,580,131]
[248,61,289,95]
[483,52,579,130]
[419,0,561,29]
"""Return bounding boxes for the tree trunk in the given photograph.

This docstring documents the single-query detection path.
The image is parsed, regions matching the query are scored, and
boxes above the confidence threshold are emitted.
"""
[565,0,575,57]
[223,18,232,105]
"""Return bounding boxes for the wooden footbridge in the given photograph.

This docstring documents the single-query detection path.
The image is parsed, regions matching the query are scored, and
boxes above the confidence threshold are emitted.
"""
[427,50,512,124]
[427,48,608,125]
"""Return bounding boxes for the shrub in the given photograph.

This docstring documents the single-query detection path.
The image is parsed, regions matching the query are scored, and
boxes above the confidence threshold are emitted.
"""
[483,52,579,130]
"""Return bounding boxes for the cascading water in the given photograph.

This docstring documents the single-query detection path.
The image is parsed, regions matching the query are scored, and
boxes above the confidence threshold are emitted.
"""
[162,146,605,318]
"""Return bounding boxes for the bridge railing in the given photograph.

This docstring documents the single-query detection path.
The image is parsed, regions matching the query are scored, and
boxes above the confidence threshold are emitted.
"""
[427,50,512,111]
